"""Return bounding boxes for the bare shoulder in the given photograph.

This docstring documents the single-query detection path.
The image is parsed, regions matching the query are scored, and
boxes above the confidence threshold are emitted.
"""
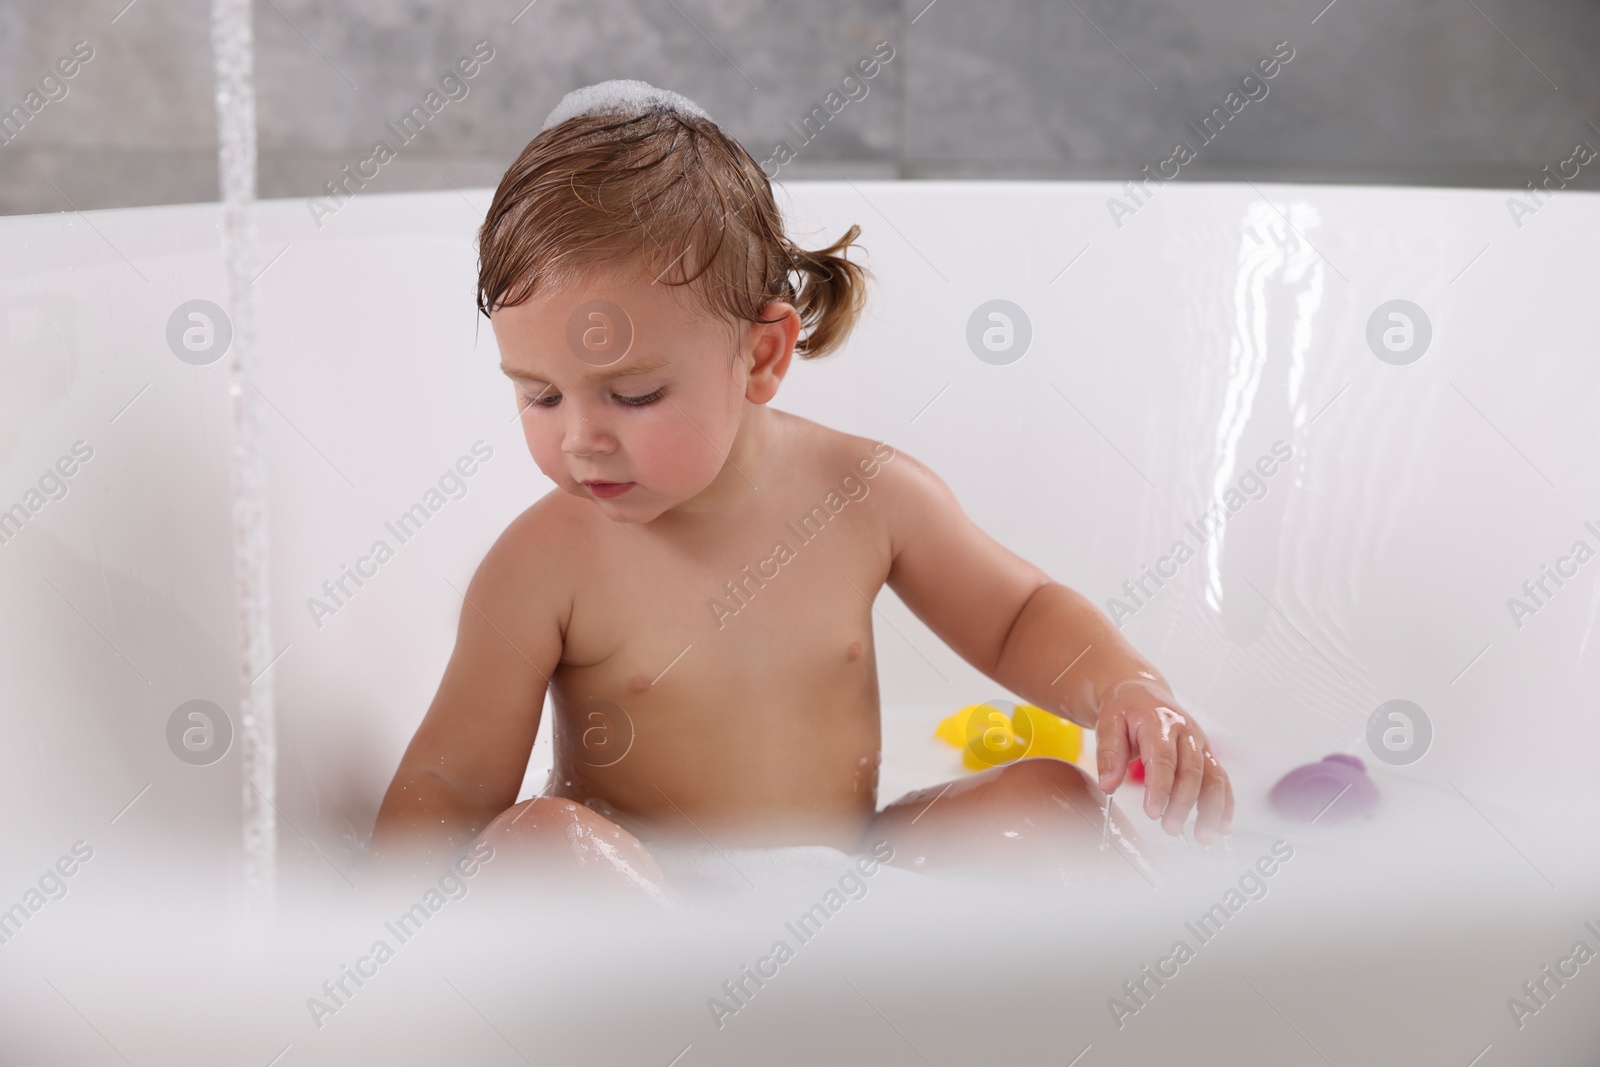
[772,408,914,489]
[769,410,954,566]
[467,486,594,636]
[803,413,948,511]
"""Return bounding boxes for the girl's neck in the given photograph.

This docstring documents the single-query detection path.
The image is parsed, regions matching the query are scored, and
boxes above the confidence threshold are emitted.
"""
[653,401,780,529]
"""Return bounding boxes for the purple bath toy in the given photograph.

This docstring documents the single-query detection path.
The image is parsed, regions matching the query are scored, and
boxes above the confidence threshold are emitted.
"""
[1268,753,1379,822]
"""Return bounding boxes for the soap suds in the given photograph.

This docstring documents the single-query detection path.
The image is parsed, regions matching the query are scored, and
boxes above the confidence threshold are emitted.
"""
[541,79,712,133]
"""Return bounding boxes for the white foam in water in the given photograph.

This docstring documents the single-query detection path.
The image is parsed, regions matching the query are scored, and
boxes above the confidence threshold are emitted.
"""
[539,78,713,132]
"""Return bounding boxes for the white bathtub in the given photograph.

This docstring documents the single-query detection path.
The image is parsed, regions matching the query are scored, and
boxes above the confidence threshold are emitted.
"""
[3,180,1598,1063]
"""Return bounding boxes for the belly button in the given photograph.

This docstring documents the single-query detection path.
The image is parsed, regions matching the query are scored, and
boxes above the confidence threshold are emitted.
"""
[626,674,651,693]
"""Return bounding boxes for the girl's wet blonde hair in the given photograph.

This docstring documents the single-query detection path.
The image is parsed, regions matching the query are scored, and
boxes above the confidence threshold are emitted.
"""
[476,105,870,360]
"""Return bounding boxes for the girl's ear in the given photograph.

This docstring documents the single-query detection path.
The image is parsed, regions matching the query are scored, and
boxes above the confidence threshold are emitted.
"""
[743,302,799,404]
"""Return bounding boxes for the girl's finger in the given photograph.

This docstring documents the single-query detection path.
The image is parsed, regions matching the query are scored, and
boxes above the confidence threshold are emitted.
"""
[1222,772,1235,835]
[1162,731,1205,836]
[1138,713,1179,820]
[1194,750,1228,844]
[1096,704,1130,793]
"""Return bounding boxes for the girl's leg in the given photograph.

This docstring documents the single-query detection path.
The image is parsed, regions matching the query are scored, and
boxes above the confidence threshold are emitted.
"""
[472,797,680,908]
[869,758,1157,887]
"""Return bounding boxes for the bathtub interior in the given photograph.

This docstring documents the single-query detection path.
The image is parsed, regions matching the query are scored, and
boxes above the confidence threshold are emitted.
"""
[3,180,1600,1062]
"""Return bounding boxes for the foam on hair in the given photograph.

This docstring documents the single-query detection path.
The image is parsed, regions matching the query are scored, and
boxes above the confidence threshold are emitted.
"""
[540,79,712,133]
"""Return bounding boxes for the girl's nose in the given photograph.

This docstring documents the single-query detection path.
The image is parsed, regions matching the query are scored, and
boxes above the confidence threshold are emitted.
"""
[561,410,613,457]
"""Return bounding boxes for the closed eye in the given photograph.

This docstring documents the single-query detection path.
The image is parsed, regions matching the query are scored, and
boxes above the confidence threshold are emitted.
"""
[519,387,559,411]
[518,386,665,410]
[616,387,665,407]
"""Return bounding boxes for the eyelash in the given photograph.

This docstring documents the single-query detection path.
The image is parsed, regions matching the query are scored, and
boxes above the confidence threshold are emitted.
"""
[617,387,666,408]
[522,387,665,410]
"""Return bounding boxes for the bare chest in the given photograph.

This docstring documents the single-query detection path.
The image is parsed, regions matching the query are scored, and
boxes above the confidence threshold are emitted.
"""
[556,496,888,708]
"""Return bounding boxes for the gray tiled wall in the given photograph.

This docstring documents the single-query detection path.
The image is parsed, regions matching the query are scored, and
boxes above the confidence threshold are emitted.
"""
[2,0,1597,217]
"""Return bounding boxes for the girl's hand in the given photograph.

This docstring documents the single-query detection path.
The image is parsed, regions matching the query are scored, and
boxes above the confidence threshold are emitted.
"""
[1094,678,1233,844]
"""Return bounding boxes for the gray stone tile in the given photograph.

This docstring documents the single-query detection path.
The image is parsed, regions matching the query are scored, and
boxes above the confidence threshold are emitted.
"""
[258,149,512,206]
[253,0,902,166]
[903,0,1600,182]
[3,0,1600,217]
[772,160,902,181]
[0,0,218,214]
[0,0,215,149]
[0,148,217,217]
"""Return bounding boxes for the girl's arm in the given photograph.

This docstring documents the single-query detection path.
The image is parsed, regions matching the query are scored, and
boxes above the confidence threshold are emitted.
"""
[879,448,1233,842]
[368,507,567,883]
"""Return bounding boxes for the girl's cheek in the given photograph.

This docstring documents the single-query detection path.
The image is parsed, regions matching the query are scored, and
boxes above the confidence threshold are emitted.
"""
[647,412,725,489]
[522,419,567,483]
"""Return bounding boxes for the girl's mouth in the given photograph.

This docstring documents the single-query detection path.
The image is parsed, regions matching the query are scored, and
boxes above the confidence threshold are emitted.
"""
[582,480,634,498]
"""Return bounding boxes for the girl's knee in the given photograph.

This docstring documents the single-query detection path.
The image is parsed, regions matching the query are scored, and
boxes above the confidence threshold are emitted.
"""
[480,796,593,845]
[987,757,1100,810]
[472,796,678,906]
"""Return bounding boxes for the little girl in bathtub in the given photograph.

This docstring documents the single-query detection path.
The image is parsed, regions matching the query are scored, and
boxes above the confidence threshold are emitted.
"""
[368,80,1233,900]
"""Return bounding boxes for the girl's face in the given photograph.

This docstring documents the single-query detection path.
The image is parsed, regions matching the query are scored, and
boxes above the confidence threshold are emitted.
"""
[491,260,791,524]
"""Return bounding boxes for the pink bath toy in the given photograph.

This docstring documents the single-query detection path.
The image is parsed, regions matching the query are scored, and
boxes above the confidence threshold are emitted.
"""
[1268,753,1379,822]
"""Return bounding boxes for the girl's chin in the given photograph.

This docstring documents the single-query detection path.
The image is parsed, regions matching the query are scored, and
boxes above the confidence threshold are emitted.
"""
[573,485,665,519]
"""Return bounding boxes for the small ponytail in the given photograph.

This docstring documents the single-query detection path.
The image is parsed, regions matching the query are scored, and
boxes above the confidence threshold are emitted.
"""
[772,224,871,360]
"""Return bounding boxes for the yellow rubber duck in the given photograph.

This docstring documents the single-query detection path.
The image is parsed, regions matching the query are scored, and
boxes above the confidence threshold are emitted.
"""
[935,699,1083,771]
